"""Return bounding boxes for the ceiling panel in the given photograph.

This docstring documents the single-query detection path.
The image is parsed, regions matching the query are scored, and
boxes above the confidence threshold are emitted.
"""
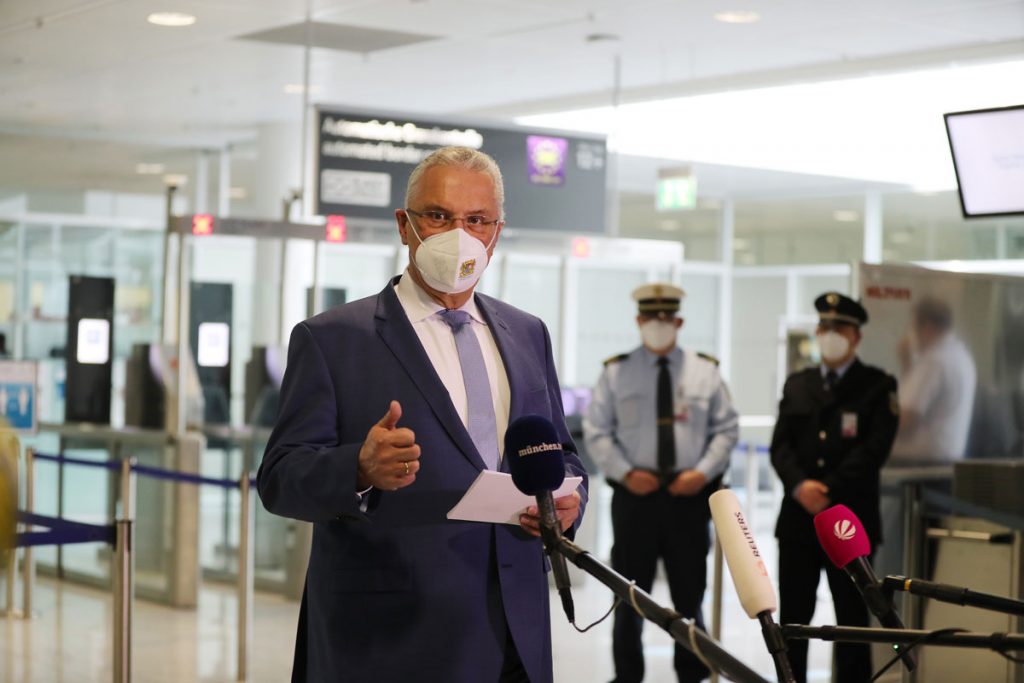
[0,0,1021,204]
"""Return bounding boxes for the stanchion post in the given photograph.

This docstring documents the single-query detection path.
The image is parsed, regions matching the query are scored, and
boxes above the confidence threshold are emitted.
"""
[113,457,135,683]
[22,447,34,617]
[4,441,19,617]
[710,534,724,683]
[237,473,255,681]
[744,442,758,529]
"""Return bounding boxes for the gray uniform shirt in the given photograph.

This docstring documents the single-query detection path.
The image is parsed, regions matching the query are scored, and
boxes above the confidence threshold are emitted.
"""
[583,346,739,483]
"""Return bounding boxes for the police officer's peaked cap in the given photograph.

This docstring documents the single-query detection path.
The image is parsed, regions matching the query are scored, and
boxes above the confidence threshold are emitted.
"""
[815,291,868,327]
[632,283,685,315]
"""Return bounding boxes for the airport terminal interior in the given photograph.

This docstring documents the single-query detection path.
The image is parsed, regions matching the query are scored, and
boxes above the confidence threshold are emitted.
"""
[2,1,1024,681]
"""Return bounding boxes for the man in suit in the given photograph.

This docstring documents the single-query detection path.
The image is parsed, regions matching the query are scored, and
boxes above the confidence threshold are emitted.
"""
[770,292,899,683]
[258,146,588,683]
[584,283,738,683]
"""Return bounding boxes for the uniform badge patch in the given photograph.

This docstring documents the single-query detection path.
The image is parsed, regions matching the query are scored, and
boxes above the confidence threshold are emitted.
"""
[841,412,858,438]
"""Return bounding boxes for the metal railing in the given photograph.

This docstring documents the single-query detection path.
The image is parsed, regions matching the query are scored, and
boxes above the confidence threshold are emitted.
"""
[5,448,132,683]
[5,445,257,682]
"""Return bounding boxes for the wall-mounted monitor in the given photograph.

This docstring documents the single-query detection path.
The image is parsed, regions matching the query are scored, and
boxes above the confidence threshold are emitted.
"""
[944,104,1024,218]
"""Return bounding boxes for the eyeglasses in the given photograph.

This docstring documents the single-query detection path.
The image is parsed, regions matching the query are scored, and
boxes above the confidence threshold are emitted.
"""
[405,208,502,233]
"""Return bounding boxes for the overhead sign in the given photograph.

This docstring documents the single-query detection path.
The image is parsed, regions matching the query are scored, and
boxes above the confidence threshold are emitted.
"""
[316,108,607,233]
[0,361,37,433]
[656,169,697,211]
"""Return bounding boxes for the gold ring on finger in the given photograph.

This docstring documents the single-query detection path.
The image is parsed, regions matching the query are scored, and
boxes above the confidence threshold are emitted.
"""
[403,461,410,476]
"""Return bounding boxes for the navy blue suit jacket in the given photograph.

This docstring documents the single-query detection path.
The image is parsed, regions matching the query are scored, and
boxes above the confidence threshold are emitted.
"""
[258,276,588,682]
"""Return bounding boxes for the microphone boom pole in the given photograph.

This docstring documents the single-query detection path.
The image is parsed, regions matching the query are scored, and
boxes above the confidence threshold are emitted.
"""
[782,623,1024,651]
[553,536,771,683]
[882,575,1024,617]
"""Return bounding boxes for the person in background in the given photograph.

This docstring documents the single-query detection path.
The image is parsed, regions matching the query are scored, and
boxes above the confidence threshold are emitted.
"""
[584,283,738,683]
[770,292,899,683]
[891,296,976,463]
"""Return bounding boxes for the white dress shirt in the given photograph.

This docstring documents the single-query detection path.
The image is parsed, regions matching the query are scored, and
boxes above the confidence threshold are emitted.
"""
[394,270,511,462]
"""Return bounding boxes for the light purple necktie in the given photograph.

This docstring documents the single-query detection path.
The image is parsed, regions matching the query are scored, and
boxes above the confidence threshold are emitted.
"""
[439,309,500,470]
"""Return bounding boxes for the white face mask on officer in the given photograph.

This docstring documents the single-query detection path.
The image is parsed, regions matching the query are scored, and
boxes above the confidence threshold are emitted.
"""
[817,330,850,363]
[640,320,678,351]
[406,216,497,294]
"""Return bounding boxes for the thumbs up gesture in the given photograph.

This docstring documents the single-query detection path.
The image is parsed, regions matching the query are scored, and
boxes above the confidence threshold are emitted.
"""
[357,400,421,491]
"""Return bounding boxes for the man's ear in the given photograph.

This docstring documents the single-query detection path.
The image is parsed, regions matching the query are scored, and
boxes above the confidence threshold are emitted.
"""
[396,209,409,246]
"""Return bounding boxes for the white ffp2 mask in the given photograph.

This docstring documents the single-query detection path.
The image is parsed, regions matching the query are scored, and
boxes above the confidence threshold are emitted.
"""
[817,331,850,363]
[640,320,677,351]
[406,218,495,294]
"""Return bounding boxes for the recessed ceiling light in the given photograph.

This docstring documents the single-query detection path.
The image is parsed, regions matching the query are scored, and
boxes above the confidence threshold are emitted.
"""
[713,10,760,24]
[147,12,196,27]
[163,173,188,186]
[135,163,165,175]
[833,210,860,222]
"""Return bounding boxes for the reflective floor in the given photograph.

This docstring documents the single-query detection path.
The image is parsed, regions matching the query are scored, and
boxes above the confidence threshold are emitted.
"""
[3,488,847,683]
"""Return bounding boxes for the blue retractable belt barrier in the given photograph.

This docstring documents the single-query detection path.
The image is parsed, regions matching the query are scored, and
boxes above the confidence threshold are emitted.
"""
[32,451,121,472]
[32,451,254,490]
[15,511,116,548]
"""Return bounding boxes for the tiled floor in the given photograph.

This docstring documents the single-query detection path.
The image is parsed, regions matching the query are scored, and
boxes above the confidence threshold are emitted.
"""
[3,489,846,683]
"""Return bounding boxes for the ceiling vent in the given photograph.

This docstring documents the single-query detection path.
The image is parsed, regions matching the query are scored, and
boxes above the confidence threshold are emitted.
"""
[238,21,438,54]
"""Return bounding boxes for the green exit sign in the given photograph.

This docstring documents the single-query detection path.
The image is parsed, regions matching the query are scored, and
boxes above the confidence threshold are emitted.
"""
[656,175,697,211]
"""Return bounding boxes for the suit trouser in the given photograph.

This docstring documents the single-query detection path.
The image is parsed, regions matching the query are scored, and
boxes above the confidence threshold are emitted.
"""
[778,536,872,683]
[609,485,712,683]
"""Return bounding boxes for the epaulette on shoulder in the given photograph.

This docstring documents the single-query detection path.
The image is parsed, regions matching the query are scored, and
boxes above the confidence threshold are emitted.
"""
[697,352,720,366]
[603,353,629,367]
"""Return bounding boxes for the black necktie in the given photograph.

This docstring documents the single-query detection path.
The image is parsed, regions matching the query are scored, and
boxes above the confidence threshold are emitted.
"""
[657,357,676,475]
[826,370,838,391]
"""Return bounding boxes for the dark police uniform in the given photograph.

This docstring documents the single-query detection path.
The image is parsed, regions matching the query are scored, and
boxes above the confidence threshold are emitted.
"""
[585,284,738,683]
[770,292,899,683]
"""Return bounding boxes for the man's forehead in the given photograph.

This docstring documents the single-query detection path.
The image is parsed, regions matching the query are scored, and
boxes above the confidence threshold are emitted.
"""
[414,166,497,200]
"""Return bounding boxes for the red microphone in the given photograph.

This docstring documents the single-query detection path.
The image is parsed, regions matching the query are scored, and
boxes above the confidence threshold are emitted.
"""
[813,505,917,671]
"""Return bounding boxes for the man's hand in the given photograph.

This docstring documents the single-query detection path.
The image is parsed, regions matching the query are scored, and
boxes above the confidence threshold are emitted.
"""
[519,492,582,537]
[795,479,831,515]
[623,469,661,496]
[668,470,706,496]
[357,401,420,491]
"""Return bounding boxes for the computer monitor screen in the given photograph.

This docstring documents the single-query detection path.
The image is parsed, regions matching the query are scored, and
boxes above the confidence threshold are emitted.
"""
[944,104,1024,218]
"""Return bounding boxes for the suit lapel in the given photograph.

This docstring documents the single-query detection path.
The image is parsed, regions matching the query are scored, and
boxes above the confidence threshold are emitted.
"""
[374,277,485,470]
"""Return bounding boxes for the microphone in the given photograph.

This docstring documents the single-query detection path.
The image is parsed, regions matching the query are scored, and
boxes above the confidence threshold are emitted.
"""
[505,414,574,624]
[813,505,917,671]
[709,490,795,683]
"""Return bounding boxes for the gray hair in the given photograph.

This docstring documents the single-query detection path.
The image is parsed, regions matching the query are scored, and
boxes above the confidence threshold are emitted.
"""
[405,146,505,218]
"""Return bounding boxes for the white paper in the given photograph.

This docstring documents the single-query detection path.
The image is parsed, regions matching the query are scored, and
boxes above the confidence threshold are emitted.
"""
[446,470,584,525]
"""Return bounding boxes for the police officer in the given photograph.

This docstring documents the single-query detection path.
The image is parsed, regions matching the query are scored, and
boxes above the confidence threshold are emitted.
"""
[770,292,899,683]
[584,283,738,683]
